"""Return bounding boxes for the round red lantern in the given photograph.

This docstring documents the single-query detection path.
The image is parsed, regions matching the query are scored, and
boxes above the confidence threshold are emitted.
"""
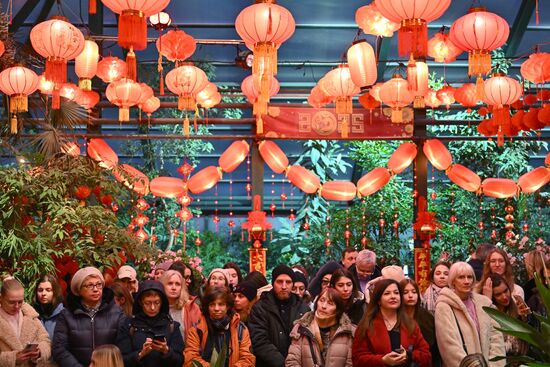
[423,139,452,171]
[308,85,332,108]
[322,65,360,115]
[157,29,196,64]
[520,52,550,85]
[241,74,280,116]
[347,40,377,90]
[321,181,357,201]
[96,56,127,83]
[38,74,54,95]
[518,167,550,194]
[141,96,160,117]
[30,17,85,86]
[447,164,481,192]
[196,82,218,103]
[355,3,400,38]
[357,167,391,196]
[75,39,99,91]
[258,140,289,174]
[427,31,462,63]
[450,8,509,80]
[454,83,479,108]
[77,90,100,111]
[376,0,451,58]
[105,78,142,121]
[198,92,221,110]
[0,66,39,133]
[59,83,82,101]
[219,140,250,173]
[359,93,380,110]
[150,177,186,198]
[187,166,222,194]
[482,178,518,198]
[136,83,154,108]
[115,164,150,196]
[424,89,442,108]
[165,65,208,111]
[387,142,417,174]
[436,85,456,109]
[379,75,414,123]
[369,83,384,102]
[286,165,321,194]
[87,138,118,170]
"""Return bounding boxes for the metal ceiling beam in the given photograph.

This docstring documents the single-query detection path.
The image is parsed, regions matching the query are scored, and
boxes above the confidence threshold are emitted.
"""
[506,0,536,57]
[376,37,391,80]
[9,0,43,34]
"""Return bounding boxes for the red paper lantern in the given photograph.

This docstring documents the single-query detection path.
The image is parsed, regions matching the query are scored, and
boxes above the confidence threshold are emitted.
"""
[219,140,250,173]
[387,142,417,174]
[77,90,100,111]
[322,64,360,115]
[450,8,509,80]
[59,83,82,101]
[538,105,550,126]
[157,29,197,63]
[165,65,209,111]
[38,74,54,95]
[427,31,462,63]
[105,78,142,121]
[523,108,543,130]
[258,140,289,174]
[355,3,400,38]
[96,56,127,83]
[357,167,391,196]
[454,83,479,108]
[141,96,160,117]
[150,177,186,198]
[436,86,455,109]
[308,85,333,108]
[286,165,321,194]
[424,89,442,108]
[87,138,118,170]
[198,92,221,110]
[379,75,414,123]
[187,166,222,194]
[369,83,384,102]
[136,83,154,108]
[75,40,99,90]
[0,66,39,133]
[376,0,451,58]
[241,74,280,115]
[423,139,452,171]
[520,52,550,85]
[321,181,357,201]
[114,164,150,196]
[359,93,380,110]
[30,17,85,86]
[196,82,218,103]
[482,178,518,198]
[447,164,481,192]
[347,40,377,90]
[407,59,429,107]
[518,167,550,194]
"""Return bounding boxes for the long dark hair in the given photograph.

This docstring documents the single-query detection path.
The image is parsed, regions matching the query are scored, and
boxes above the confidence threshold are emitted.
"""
[34,274,63,309]
[356,279,414,338]
[399,278,420,318]
[223,262,243,284]
[329,268,361,302]
[314,288,345,321]
[109,282,134,316]
[489,273,519,318]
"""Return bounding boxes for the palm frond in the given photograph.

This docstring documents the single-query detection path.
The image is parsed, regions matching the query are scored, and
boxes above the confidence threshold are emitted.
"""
[48,100,89,129]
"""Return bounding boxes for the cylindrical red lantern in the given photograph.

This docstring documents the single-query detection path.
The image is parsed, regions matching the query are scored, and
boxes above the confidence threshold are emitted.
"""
[87,138,118,170]
[376,0,451,58]
[258,141,289,174]
[115,164,150,196]
[427,31,462,63]
[75,39,99,91]
[518,167,550,194]
[219,140,250,173]
[0,66,39,133]
[150,177,186,198]
[379,75,414,123]
[357,167,391,196]
[355,3,400,38]
[447,164,481,192]
[423,139,452,171]
[96,56,127,83]
[481,178,518,199]
[407,58,429,108]
[387,142,417,174]
[105,78,142,121]
[347,40,377,90]
[286,165,321,194]
[321,181,357,201]
[187,166,222,194]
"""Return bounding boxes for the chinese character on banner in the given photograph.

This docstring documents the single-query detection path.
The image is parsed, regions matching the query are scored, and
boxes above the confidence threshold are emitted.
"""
[415,247,431,293]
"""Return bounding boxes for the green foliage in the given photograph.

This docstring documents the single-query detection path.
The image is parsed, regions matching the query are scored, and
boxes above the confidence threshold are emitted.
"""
[483,274,550,366]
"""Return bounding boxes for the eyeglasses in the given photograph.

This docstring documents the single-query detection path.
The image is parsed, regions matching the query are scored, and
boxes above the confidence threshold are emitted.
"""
[81,282,104,290]
[142,300,161,308]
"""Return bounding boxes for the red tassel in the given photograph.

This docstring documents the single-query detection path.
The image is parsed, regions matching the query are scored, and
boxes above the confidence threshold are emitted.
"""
[52,89,60,110]
[126,49,137,81]
[118,10,147,51]
[45,59,67,86]
[159,69,164,95]
[89,0,96,14]
[536,0,539,25]
[407,55,418,91]
[398,19,428,58]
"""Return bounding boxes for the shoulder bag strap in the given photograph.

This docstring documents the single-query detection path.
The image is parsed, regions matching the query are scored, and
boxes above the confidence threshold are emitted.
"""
[306,335,321,367]
[451,309,468,355]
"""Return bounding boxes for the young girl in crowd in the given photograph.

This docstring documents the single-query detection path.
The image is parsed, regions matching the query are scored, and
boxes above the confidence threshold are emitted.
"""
[109,282,134,317]
[33,274,64,341]
[329,268,366,325]
[285,288,354,367]
[232,281,257,325]
[422,261,450,314]
[478,248,524,299]
[89,344,124,367]
[352,278,431,366]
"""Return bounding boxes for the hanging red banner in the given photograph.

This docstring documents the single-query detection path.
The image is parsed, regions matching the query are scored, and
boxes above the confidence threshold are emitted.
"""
[414,247,431,293]
[261,106,413,139]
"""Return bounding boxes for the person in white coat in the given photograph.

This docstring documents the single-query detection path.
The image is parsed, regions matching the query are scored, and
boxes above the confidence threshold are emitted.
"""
[435,262,505,367]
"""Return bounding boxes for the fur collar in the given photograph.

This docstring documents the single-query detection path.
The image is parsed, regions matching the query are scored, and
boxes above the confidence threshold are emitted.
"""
[290,311,353,339]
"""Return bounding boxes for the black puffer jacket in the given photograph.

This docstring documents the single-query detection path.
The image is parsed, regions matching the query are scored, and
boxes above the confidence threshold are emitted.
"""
[248,290,309,367]
[117,280,184,367]
[52,287,127,367]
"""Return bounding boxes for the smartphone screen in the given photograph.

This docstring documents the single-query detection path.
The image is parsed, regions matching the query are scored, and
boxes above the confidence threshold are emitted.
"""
[24,344,38,353]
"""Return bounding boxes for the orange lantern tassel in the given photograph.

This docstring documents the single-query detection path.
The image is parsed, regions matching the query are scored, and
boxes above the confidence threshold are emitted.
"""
[341,119,349,138]
[126,48,137,81]
[475,76,485,100]
[183,115,190,137]
[398,19,428,58]
[536,0,539,25]
[407,55,418,91]
[256,116,263,135]
[52,89,61,110]
[10,114,17,134]
[89,0,96,14]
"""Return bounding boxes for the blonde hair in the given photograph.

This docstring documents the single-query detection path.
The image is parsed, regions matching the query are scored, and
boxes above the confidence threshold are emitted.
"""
[160,270,190,309]
[91,345,123,367]
[1,278,23,296]
[448,262,476,290]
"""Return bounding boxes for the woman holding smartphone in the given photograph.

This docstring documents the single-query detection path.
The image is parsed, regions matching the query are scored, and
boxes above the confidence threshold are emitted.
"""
[352,279,431,366]
[117,280,184,367]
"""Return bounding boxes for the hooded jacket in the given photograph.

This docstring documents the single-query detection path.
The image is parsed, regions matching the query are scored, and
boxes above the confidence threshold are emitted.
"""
[35,302,64,341]
[285,311,355,367]
[248,290,309,367]
[184,313,255,367]
[434,287,505,367]
[117,280,184,367]
[52,287,126,367]
[0,303,51,367]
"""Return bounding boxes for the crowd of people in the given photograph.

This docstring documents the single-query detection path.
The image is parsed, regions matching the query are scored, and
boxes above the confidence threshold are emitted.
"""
[0,244,548,367]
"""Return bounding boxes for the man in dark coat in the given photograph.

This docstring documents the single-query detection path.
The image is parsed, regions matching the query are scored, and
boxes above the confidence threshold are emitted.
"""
[53,266,128,367]
[248,264,309,367]
[349,249,382,294]
[117,279,184,367]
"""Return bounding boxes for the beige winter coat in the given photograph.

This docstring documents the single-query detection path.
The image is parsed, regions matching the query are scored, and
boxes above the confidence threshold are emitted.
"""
[435,288,505,367]
[285,312,355,367]
[0,303,51,367]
